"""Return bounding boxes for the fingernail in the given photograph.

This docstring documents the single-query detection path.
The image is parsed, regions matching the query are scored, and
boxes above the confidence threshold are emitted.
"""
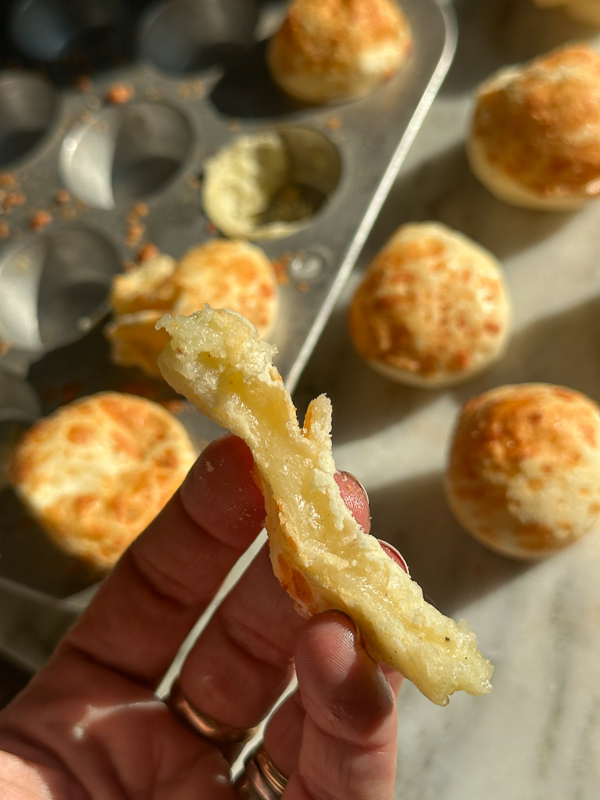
[378,540,409,574]
[335,470,369,502]
[332,610,365,649]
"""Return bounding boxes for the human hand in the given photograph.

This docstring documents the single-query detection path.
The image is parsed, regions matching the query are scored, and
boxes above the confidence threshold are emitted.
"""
[0,434,403,799]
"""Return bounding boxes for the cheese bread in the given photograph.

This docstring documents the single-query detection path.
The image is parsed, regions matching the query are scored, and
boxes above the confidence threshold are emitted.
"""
[468,44,600,210]
[157,306,493,705]
[349,223,510,387]
[445,384,600,559]
[9,392,196,570]
[267,0,412,104]
[107,241,278,377]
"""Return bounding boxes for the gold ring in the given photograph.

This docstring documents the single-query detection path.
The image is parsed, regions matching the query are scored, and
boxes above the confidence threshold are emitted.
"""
[166,679,258,746]
[235,746,288,800]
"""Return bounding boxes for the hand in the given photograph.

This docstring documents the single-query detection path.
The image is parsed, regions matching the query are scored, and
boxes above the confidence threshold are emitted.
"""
[0,434,402,799]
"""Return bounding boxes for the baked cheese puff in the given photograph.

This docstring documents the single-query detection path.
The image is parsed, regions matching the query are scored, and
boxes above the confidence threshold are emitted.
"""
[348,223,510,387]
[468,44,600,210]
[267,0,412,104]
[107,241,278,378]
[445,384,600,559]
[9,393,196,570]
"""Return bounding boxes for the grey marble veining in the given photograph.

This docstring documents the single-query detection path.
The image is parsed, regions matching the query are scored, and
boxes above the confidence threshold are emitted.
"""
[294,1,600,797]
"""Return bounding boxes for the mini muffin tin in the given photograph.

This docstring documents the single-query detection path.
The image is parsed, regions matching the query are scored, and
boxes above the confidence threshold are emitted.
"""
[0,0,456,668]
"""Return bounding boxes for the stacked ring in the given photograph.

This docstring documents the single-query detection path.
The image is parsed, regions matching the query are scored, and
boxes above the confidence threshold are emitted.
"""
[235,745,288,800]
[165,680,288,797]
[166,679,258,756]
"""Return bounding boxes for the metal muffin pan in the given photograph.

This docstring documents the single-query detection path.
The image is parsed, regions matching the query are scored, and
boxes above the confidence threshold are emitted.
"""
[0,0,456,665]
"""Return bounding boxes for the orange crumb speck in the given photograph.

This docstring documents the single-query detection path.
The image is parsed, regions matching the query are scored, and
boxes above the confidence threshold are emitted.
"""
[133,202,149,217]
[106,83,134,105]
[54,189,71,204]
[126,222,145,248]
[75,75,93,93]
[272,252,291,285]
[137,242,161,263]
[29,210,52,232]
[0,174,17,189]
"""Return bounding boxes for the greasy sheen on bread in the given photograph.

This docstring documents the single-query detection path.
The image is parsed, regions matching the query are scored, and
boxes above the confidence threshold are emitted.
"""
[267,0,412,104]
[157,306,493,705]
[9,392,196,570]
[468,44,600,210]
[445,384,600,559]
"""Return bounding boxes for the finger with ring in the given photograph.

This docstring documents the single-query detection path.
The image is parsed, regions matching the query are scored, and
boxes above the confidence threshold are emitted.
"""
[166,678,258,760]
[235,745,288,800]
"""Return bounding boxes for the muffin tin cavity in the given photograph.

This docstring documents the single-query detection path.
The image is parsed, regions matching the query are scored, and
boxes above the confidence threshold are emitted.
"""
[0,227,120,354]
[203,127,342,240]
[140,0,260,74]
[60,102,194,209]
[9,0,128,65]
[0,72,59,167]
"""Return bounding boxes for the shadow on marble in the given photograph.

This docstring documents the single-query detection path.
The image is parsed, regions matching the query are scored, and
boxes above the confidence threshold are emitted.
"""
[368,141,576,261]
[367,470,530,615]
[294,300,448,446]
[450,294,600,411]
[297,281,600,454]
[442,0,595,98]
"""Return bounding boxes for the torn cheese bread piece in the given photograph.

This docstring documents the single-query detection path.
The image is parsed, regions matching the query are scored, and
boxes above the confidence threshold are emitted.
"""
[157,306,493,705]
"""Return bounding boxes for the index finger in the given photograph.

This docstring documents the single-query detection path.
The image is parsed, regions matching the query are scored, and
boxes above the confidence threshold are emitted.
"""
[61,434,266,689]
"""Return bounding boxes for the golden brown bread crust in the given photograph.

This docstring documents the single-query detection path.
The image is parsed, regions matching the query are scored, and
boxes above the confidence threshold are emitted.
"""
[348,223,509,386]
[107,241,278,377]
[105,310,170,379]
[175,240,278,335]
[469,45,600,208]
[445,384,600,559]
[267,0,412,103]
[9,392,196,570]
[110,254,178,316]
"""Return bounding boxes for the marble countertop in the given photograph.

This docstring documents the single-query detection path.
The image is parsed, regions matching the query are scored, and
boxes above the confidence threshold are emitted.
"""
[292,1,600,798]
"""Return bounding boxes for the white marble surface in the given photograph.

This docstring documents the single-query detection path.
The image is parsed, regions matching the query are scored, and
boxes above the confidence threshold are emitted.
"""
[292,1,600,797]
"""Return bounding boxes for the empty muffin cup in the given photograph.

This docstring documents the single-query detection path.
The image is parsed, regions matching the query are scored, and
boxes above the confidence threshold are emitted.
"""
[9,0,127,64]
[139,0,259,73]
[203,126,342,240]
[0,226,120,358]
[60,101,193,210]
